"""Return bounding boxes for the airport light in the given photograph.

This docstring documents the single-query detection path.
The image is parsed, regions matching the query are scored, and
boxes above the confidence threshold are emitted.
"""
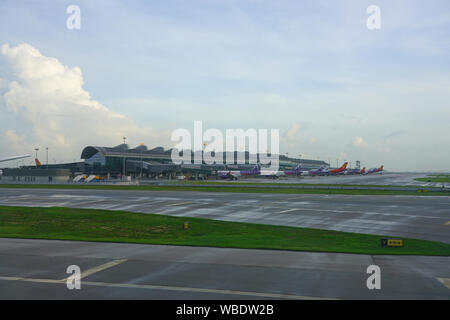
[122,137,127,180]
[140,143,144,179]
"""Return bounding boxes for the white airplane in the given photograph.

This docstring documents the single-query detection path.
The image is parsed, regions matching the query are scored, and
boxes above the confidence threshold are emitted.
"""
[259,168,285,178]
[0,154,31,163]
[217,164,260,180]
[259,164,302,178]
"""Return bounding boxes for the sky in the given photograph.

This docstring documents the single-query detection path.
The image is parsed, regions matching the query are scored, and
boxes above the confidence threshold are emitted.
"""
[0,0,449,171]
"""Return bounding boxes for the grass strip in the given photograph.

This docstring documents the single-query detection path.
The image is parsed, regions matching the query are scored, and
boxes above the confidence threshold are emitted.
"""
[0,206,449,256]
[0,183,448,196]
[415,177,450,183]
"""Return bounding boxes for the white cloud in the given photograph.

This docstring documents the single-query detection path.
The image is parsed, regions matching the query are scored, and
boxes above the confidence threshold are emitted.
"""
[284,123,302,141]
[2,130,32,152]
[353,136,368,148]
[282,121,312,142]
[0,43,171,162]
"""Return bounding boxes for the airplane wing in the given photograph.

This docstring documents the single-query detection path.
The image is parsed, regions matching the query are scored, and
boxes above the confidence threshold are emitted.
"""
[218,170,240,179]
[0,154,31,163]
[260,170,277,175]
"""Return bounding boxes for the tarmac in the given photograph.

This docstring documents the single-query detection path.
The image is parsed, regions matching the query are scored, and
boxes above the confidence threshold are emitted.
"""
[244,172,444,186]
[0,175,449,300]
[0,238,449,300]
[0,188,449,243]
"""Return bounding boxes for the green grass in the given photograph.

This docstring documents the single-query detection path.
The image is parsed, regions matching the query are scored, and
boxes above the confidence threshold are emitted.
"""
[0,206,449,256]
[0,183,448,196]
[415,175,450,183]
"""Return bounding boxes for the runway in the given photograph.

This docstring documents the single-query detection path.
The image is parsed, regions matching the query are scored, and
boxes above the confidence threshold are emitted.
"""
[294,173,435,186]
[0,238,449,299]
[171,173,447,187]
[0,188,449,243]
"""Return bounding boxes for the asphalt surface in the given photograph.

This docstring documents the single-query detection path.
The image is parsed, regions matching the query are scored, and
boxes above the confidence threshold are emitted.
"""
[163,173,448,187]
[0,238,449,300]
[245,173,442,186]
[0,188,449,243]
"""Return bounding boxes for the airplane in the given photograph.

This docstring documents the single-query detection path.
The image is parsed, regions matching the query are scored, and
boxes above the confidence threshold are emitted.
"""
[345,167,365,175]
[259,163,302,178]
[284,163,302,176]
[217,164,260,180]
[344,168,359,175]
[366,165,384,174]
[0,154,31,163]
[302,166,325,176]
[328,162,348,175]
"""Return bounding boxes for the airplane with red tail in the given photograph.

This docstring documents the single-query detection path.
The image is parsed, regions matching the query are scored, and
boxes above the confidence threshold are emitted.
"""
[367,165,384,174]
[328,162,348,175]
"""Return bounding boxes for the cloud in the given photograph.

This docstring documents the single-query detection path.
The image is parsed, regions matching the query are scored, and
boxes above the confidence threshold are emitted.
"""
[2,130,32,153]
[352,136,368,148]
[383,130,407,140]
[0,43,170,162]
[284,123,302,141]
[282,122,310,142]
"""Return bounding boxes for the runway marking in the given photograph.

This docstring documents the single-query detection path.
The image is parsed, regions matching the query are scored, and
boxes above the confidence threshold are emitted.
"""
[277,208,298,214]
[436,278,450,289]
[0,276,337,300]
[167,201,193,207]
[0,276,64,284]
[61,259,127,281]
[246,205,447,220]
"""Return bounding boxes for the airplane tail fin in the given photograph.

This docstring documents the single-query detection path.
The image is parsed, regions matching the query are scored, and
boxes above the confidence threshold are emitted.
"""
[341,162,348,169]
[35,158,41,167]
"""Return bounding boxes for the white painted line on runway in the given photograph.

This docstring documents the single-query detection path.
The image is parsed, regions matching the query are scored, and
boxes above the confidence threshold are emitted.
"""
[0,276,63,284]
[277,208,298,214]
[436,278,450,289]
[166,201,193,207]
[61,259,127,281]
[259,205,447,220]
[0,276,338,300]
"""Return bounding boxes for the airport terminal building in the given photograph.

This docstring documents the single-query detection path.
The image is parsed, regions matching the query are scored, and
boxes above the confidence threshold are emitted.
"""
[80,144,329,177]
[1,144,329,181]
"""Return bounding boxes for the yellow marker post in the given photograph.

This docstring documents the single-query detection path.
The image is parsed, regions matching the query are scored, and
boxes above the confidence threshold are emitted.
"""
[381,238,403,247]
[387,239,403,247]
[183,222,190,230]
